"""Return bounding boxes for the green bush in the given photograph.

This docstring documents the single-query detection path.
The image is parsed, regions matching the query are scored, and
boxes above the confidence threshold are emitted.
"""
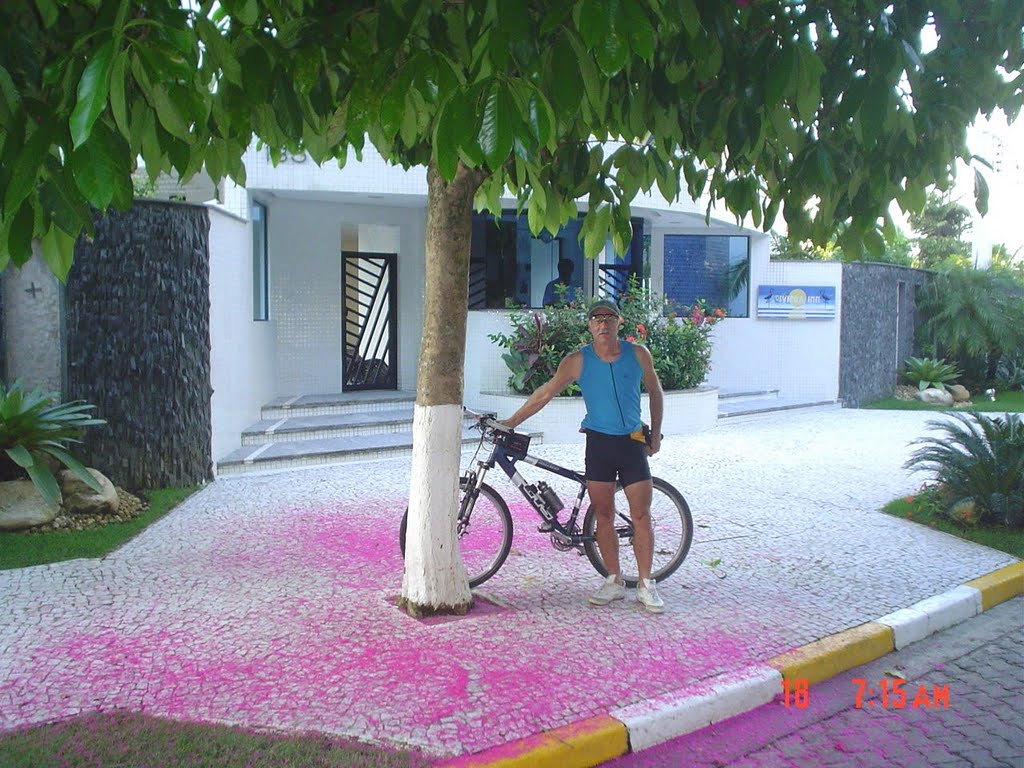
[917,267,1024,387]
[901,356,962,391]
[995,350,1024,393]
[0,381,106,506]
[488,281,724,395]
[905,411,1024,527]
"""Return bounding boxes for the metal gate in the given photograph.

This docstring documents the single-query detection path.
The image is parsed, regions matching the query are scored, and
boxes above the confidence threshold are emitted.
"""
[342,251,397,391]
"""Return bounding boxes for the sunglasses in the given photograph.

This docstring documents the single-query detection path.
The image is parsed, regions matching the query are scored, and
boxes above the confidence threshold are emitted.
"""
[589,314,619,323]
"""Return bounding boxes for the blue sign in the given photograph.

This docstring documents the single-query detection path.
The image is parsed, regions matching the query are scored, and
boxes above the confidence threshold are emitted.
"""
[757,285,836,319]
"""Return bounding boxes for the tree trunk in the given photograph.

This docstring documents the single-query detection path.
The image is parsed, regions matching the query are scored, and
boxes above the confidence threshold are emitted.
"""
[399,161,484,617]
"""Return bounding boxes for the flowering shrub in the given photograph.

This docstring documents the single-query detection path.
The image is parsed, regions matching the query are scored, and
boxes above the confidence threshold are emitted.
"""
[488,280,726,395]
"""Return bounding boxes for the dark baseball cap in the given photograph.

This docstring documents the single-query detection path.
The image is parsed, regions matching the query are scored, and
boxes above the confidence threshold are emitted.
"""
[588,299,621,318]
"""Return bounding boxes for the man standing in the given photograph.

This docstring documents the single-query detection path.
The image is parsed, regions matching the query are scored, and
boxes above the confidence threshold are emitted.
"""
[502,299,666,612]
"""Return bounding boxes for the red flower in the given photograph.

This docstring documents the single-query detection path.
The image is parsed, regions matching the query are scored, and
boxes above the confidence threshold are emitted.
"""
[904,496,914,503]
[626,336,636,342]
[637,323,647,339]
[714,308,725,318]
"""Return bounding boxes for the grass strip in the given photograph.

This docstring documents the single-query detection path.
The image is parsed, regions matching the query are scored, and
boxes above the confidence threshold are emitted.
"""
[863,390,1023,412]
[881,496,1024,559]
[0,487,198,571]
[0,710,430,768]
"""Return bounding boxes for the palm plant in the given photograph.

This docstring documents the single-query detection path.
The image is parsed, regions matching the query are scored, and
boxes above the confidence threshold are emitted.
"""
[0,381,106,507]
[905,412,1024,527]
[901,356,961,391]
[917,268,1024,386]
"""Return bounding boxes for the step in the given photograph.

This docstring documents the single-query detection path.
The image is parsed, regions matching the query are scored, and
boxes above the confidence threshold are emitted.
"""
[217,428,484,476]
[716,388,781,402]
[717,398,841,418]
[261,391,416,419]
[241,406,420,445]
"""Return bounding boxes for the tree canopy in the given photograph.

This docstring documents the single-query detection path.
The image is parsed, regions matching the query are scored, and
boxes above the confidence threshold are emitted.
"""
[2,0,1022,280]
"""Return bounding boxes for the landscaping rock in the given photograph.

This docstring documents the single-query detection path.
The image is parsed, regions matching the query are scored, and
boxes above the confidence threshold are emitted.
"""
[0,480,60,531]
[948,384,971,402]
[917,387,954,406]
[59,468,119,516]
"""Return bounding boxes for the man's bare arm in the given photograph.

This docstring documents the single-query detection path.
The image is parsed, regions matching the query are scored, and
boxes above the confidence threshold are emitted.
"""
[637,345,664,454]
[503,353,582,429]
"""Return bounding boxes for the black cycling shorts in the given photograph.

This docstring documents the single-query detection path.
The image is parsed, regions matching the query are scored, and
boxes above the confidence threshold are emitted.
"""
[584,430,651,487]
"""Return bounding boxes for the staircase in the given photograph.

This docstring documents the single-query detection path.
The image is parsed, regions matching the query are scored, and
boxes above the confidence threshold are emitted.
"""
[717,388,840,419]
[216,391,480,476]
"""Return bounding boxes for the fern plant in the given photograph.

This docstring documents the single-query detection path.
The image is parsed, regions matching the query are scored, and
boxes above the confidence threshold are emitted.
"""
[905,412,1024,527]
[901,356,962,391]
[0,381,106,507]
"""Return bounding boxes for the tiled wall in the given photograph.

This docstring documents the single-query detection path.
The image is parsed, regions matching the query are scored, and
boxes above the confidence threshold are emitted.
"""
[266,197,426,396]
[208,206,277,462]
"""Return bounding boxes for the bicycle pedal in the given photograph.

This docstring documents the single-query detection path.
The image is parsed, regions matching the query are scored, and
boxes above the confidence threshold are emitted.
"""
[537,521,554,532]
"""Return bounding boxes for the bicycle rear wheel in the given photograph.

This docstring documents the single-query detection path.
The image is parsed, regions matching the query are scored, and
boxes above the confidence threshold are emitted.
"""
[399,481,514,588]
[582,476,693,587]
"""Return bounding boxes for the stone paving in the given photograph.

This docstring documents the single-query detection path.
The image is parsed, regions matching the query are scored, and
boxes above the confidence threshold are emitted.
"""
[0,408,1017,760]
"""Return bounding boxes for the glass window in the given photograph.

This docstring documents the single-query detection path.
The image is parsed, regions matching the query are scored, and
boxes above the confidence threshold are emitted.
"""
[252,200,269,321]
[469,212,643,309]
[663,235,749,317]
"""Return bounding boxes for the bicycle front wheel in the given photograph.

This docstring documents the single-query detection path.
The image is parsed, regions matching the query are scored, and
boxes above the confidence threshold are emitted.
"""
[399,481,513,588]
[582,476,693,587]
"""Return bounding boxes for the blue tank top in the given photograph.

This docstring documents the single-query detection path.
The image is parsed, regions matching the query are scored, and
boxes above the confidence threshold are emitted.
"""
[578,341,643,435]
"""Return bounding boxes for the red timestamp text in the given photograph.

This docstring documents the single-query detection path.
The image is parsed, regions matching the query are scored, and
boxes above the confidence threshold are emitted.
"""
[781,678,951,710]
[853,678,950,709]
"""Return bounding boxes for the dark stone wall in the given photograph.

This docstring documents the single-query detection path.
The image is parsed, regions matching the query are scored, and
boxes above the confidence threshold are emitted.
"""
[840,263,931,407]
[65,201,213,490]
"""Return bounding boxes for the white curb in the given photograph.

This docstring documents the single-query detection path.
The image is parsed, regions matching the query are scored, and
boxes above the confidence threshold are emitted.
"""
[611,666,782,752]
[877,585,982,649]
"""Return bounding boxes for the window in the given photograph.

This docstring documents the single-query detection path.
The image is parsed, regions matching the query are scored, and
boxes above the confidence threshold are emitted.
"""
[469,212,644,309]
[663,235,749,317]
[252,200,269,321]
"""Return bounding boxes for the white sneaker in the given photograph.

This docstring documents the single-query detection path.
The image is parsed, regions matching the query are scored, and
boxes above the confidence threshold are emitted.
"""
[637,578,665,613]
[589,574,626,605]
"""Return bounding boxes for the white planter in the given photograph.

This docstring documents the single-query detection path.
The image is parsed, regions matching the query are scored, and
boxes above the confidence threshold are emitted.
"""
[474,386,719,444]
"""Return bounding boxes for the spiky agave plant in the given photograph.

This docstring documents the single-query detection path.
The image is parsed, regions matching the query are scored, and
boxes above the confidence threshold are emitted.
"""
[905,412,1024,526]
[0,381,107,507]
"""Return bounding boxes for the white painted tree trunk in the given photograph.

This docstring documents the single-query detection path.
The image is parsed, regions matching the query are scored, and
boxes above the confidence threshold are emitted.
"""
[399,160,483,616]
[400,403,471,611]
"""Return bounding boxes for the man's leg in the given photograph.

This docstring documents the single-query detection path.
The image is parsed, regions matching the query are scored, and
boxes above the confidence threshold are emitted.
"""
[587,479,620,577]
[623,479,654,583]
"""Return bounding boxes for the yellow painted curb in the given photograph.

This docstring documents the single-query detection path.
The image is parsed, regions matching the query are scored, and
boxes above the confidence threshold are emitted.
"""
[767,622,894,687]
[965,561,1024,611]
[436,714,628,768]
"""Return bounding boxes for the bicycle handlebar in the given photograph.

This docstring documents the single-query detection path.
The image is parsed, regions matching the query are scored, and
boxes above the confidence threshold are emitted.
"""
[462,407,513,436]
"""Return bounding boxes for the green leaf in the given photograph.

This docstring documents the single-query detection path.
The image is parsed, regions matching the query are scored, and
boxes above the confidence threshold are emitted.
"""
[620,1,654,62]
[578,0,611,50]
[39,160,91,236]
[151,85,191,139]
[4,120,53,219]
[38,224,76,281]
[864,228,886,258]
[70,124,129,209]
[679,0,702,38]
[0,64,20,125]
[549,44,582,117]
[596,31,628,76]
[196,15,242,85]
[25,459,62,508]
[765,46,794,107]
[973,169,989,217]
[34,0,59,27]
[479,84,512,171]
[379,84,405,143]
[108,51,130,138]
[6,201,35,266]
[70,41,115,149]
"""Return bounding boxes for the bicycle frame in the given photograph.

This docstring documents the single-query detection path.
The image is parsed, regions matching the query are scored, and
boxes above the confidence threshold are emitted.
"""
[461,426,594,549]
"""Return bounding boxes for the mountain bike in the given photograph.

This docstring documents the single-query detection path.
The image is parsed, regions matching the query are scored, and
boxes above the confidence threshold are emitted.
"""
[399,410,693,588]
